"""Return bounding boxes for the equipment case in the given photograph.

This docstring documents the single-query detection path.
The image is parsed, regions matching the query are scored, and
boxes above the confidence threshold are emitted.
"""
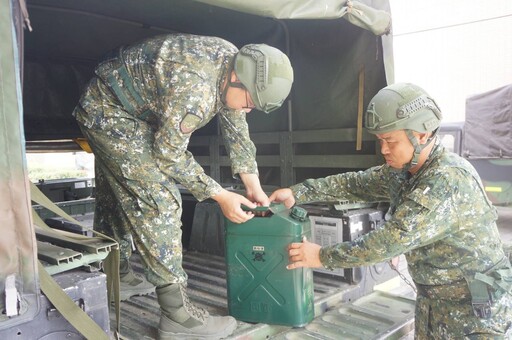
[35,178,94,202]
[0,270,110,339]
[307,206,395,285]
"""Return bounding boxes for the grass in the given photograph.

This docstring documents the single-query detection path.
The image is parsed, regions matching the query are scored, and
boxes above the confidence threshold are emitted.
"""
[28,167,89,182]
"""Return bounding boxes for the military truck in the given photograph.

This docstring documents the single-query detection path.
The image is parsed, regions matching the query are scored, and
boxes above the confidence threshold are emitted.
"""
[1,0,422,339]
[439,84,512,207]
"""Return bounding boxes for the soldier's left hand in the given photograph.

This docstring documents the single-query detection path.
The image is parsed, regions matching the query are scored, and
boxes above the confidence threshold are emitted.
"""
[269,188,295,208]
[287,237,323,269]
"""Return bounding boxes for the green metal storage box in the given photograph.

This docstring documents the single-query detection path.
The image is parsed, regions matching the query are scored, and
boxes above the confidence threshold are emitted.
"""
[225,204,314,327]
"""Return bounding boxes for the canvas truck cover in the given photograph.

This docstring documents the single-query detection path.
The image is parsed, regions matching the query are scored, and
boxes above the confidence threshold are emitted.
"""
[21,0,393,142]
[0,0,39,326]
[196,0,392,35]
[463,84,512,159]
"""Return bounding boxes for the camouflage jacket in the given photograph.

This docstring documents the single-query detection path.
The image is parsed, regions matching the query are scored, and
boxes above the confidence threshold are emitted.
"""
[291,138,505,285]
[90,34,258,201]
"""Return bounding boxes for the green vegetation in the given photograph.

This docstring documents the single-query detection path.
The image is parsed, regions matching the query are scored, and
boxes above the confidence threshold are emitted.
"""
[28,167,89,182]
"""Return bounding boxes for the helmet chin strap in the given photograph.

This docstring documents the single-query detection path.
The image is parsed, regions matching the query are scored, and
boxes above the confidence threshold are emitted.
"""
[405,130,422,171]
[403,130,437,172]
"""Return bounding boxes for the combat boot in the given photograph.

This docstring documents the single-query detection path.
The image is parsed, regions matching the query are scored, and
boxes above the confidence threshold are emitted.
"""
[156,283,237,340]
[118,259,155,301]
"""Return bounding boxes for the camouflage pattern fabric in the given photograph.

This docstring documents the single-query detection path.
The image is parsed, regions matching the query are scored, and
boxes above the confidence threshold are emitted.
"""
[291,138,512,338]
[73,34,258,286]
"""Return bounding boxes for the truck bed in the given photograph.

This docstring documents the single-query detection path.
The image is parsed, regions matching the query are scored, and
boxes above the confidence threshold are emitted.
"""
[114,252,416,340]
[33,197,418,339]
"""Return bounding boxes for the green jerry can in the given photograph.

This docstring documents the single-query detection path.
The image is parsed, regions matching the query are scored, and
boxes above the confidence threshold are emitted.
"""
[224,204,315,327]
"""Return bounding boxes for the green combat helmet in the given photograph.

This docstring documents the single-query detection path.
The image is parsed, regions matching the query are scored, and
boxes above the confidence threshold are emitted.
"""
[365,82,443,168]
[234,44,294,113]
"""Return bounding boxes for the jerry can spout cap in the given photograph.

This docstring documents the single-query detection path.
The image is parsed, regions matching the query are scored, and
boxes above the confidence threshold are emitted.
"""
[290,206,308,221]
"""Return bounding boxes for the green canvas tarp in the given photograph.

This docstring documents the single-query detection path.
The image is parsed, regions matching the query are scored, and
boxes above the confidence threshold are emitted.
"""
[195,0,391,35]
[21,0,393,141]
[0,0,39,326]
[463,84,512,159]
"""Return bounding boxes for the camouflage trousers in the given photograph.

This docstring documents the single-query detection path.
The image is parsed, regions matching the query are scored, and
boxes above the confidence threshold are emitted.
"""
[74,77,187,287]
[414,293,512,339]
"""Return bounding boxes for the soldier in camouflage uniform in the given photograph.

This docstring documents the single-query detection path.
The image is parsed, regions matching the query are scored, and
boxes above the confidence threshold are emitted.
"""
[270,83,512,339]
[73,33,293,339]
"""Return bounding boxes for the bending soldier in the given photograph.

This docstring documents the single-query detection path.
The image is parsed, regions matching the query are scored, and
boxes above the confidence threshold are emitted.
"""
[73,33,293,339]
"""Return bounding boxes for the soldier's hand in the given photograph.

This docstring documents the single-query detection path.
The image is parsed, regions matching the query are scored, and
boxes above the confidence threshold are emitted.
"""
[287,237,323,270]
[240,173,270,206]
[247,188,270,207]
[212,189,256,224]
[269,188,295,208]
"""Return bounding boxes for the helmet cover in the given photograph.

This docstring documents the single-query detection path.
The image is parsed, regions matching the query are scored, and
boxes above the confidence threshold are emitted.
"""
[365,83,442,134]
[234,44,293,113]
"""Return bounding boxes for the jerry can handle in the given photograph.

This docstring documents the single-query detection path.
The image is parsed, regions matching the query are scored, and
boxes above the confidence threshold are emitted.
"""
[241,205,271,212]
[241,203,287,214]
